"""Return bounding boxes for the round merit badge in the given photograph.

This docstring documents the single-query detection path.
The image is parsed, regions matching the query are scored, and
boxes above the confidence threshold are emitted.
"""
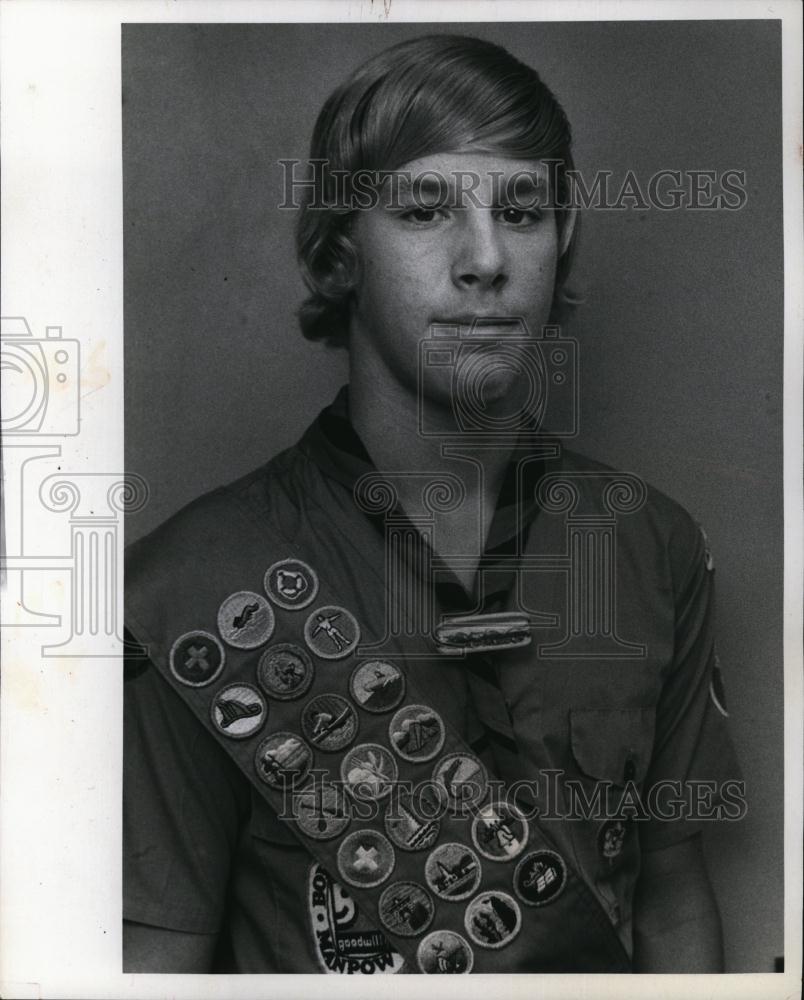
[169,630,225,687]
[424,842,482,901]
[301,693,358,752]
[378,882,435,938]
[416,930,474,974]
[258,643,314,700]
[217,591,275,649]
[349,660,405,714]
[336,829,396,889]
[384,790,441,852]
[210,683,266,739]
[264,558,318,611]
[304,605,360,660]
[341,743,398,801]
[254,731,313,789]
[294,782,351,841]
[513,849,567,907]
[471,802,529,861]
[432,753,488,813]
[464,891,522,950]
[389,704,445,763]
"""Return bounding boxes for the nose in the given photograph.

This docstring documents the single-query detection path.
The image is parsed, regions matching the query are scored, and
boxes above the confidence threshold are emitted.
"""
[451,211,508,293]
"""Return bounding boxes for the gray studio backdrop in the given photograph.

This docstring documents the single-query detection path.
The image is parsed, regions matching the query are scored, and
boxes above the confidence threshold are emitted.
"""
[123,21,783,972]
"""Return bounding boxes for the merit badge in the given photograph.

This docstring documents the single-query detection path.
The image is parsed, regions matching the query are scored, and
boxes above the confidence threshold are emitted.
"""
[424,842,482,901]
[464,891,521,950]
[384,789,441,852]
[210,683,266,739]
[257,643,314,700]
[341,743,398,801]
[295,782,351,841]
[416,930,474,974]
[304,605,360,660]
[217,591,275,649]
[432,753,488,813]
[349,660,405,714]
[169,630,225,687]
[336,829,396,889]
[254,731,313,789]
[378,881,435,938]
[597,818,628,865]
[301,693,358,752]
[389,704,445,763]
[307,863,404,975]
[471,802,529,861]
[264,558,319,611]
[513,850,567,907]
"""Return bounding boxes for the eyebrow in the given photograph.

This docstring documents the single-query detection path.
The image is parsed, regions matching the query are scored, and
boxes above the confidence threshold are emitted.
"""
[397,170,550,207]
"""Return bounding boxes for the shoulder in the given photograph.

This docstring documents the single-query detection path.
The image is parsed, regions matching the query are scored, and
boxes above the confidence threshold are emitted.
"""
[556,448,708,591]
[125,442,311,573]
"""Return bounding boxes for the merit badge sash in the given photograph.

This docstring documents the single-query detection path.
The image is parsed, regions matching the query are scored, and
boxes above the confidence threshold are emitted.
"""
[125,487,630,974]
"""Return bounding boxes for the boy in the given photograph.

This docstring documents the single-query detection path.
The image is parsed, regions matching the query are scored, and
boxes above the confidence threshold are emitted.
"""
[123,34,740,974]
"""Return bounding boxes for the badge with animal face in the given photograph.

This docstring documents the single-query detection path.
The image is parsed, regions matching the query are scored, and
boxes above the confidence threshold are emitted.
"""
[210,683,266,739]
[307,863,404,975]
[432,753,488,813]
[169,630,225,687]
[254,731,313,789]
[384,788,441,852]
[264,558,319,610]
[217,591,275,649]
[258,643,314,700]
[336,829,396,889]
[301,693,358,752]
[416,930,474,974]
[350,661,405,713]
[294,781,351,841]
[597,818,628,865]
[389,704,445,763]
[341,743,398,801]
[424,842,482,901]
[304,605,361,660]
[471,801,529,861]
[464,891,521,949]
[513,850,567,907]
[378,881,435,938]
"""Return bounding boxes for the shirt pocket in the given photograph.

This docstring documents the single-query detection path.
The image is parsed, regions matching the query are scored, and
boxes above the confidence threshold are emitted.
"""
[570,707,656,788]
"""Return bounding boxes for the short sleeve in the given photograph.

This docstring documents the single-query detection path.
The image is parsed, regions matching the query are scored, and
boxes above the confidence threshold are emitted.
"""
[124,633,249,932]
[639,521,742,850]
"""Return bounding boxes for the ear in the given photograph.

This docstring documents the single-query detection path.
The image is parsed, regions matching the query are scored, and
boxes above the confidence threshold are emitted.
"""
[558,205,577,259]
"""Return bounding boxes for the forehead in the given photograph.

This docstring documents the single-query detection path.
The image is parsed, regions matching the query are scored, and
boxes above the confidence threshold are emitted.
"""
[396,152,551,201]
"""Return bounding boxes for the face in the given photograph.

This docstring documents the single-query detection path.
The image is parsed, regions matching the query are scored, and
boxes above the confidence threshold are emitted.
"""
[348,152,573,413]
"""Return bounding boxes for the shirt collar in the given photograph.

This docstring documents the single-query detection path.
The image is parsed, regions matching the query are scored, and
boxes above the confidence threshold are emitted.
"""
[300,385,556,610]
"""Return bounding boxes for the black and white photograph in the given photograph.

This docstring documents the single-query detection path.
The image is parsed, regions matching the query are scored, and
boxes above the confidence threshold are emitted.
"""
[1,2,801,997]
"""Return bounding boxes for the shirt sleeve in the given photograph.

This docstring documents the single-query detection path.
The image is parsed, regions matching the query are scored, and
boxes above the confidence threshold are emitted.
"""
[639,518,743,851]
[123,632,249,933]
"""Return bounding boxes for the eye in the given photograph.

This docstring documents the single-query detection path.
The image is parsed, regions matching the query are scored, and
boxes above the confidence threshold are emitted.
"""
[400,206,447,225]
[497,206,543,226]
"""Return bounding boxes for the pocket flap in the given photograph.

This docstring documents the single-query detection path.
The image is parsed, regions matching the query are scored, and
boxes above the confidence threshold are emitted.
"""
[570,708,655,785]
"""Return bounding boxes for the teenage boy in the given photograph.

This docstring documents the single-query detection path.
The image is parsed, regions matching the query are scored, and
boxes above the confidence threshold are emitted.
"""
[124,34,740,974]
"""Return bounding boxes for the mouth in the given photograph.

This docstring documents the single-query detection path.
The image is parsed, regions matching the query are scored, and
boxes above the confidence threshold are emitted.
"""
[430,316,525,335]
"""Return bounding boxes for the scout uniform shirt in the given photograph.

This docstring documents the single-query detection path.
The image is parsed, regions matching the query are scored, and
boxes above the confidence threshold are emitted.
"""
[123,386,741,973]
